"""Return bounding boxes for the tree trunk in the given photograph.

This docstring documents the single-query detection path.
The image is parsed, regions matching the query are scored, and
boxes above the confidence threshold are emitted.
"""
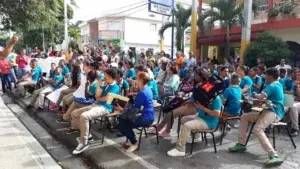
[225,24,230,57]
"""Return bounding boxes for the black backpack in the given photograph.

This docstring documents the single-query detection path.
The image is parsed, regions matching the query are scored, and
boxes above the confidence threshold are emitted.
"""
[193,75,224,107]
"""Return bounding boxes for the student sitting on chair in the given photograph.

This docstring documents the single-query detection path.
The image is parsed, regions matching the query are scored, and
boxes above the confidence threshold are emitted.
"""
[229,68,285,167]
[26,67,64,111]
[18,59,42,97]
[49,60,81,111]
[222,74,242,118]
[56,70,98,123]
[116,69,129,97]
[71,68,120,155]
[167,95,222,157]
[237,65,253,95]
[117,72,155,153]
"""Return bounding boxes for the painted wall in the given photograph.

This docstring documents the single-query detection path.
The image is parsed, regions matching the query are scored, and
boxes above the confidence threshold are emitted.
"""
[268,27,300,44]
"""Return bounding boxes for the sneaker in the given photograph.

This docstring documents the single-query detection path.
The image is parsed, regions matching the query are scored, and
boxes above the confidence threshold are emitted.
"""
[56,111,65,116]
[26,105,34,109]
[121,142,131,149]
[167,148,185,157]
[49,104,59,111]
[65,128,79,135]
[147,127,158,134]
[159,130,171,137]
[290,129,299,137]
[76,136,94,143]
[264,156,283,167]
[72,143,89,155]
[223,124,232,136]
[56,117,68,124]
[126,144,139,153]
[228,143,247,153]
[187,136,202,143]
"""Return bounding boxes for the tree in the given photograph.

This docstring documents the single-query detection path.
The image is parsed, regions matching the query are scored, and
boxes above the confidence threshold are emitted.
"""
[159,4,191,51]
[199,0,244,57]
[0,0,75,49]
[68,27,80,41]
[245,32,291,68]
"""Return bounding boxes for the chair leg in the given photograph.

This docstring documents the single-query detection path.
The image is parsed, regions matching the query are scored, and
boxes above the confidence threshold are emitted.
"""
[272,127,276,150]
[245,123,255,146]
[144,128,148,138]
[177,116,182,138]
[154,126,159,144]
[204,133,207,145]
[138,129,143,150]
[219,121,227,145]
[201,133,204,140]
[190,132,195,155]
[286,127,297,149]
[211,133,217,153]
[101,123,107,144]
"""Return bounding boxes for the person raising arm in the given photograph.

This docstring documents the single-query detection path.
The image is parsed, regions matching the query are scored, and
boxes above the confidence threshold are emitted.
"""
[0,36,18,58]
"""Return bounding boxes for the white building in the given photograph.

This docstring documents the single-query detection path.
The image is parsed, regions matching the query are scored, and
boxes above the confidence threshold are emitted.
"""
[78,0,194,56]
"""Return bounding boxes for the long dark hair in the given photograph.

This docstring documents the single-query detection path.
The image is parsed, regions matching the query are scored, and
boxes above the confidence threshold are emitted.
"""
[71,61,81,87]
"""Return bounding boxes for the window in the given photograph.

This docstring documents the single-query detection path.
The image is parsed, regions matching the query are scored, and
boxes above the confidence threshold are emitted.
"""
[150,23,157,32]
[109,21,121,30]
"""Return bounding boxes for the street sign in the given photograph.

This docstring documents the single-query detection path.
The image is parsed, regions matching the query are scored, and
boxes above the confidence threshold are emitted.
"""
[148,0,174,16]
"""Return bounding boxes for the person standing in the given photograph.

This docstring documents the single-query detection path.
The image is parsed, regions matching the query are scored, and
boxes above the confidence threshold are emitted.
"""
[16,48,30,79]
[275,59,291,73]
[175,51,184,70]
[186,52,196,67]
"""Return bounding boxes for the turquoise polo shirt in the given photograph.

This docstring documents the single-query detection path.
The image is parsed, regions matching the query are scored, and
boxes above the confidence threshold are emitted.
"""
[262,81,285,119]
[62,66,70,76]
[97,83,120,113]
[278,78,286,90]
[251,75,263,93]
[88,81,98,97]
[197,96,222,129]
[126,68,136,80]
[31,66,42,82]
[98,72,105,80]
[147,80,159,99]
[285,77,294,91]
[240,76,253,94]
[223,86,242,116]
[50,75,64,89]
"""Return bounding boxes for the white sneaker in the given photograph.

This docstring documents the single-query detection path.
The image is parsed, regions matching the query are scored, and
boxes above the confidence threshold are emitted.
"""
[76,136,94,143]
[167,148,185,157]
[126,144,139,153]
[187,136,202,143]
[72,143,89,155]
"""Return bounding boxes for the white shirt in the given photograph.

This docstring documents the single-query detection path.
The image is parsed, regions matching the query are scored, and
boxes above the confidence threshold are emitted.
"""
[102,55,108,62]
[275,64,291,70]
[111,54,119,64]
[73,73,87,98]
[186,57,196,67]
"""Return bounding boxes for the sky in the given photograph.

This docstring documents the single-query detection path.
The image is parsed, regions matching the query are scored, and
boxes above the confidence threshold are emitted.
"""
[72,0,147,21]
[72,0,195,22]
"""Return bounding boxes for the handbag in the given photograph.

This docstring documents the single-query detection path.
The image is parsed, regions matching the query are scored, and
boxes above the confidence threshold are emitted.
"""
[73,97,94,105]
[119,108,142,122]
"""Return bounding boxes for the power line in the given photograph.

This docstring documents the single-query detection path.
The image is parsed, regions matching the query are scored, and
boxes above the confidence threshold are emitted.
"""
[97,3,148,26]
[100,3,148,19]
[100,1,146,15]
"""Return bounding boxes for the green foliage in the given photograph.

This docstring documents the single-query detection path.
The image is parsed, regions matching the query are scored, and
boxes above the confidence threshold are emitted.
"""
[68,27,80,40]
[158,4,191,51]
[279,2,295,15]
[69,40,79,50]
[199,0,244,57]
[268,8,279,17]
[0,0,74,49]
[245,32,291,68]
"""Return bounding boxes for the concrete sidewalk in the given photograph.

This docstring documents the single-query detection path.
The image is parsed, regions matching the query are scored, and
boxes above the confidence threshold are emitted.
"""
[0,96,62,169]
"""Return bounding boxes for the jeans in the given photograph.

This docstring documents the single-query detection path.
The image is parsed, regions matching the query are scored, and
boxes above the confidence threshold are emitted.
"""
[118,117,154,144]
[0,73,11,92]
[17,68,27,79]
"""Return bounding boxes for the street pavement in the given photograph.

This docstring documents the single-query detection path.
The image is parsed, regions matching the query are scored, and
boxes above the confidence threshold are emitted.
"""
[0,95,62,169]
[5,91,300,169]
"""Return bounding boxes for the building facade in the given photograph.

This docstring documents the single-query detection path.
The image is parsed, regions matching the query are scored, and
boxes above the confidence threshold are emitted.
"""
[198,0,300,62]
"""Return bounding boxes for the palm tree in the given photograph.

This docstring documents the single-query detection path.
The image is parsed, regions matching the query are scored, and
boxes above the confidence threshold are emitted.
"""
[159,4,191,51]
[68,27,80,40]
[199,0,244,57]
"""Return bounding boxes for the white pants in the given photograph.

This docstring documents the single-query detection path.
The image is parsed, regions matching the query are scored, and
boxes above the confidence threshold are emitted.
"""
[30,86,54,108]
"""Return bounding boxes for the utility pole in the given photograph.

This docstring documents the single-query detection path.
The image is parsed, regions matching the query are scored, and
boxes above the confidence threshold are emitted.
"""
[42,26,46,51]
[64,0,69,51]
[190,0,198,54]
[240,0,253,64]
[171,0,175,60]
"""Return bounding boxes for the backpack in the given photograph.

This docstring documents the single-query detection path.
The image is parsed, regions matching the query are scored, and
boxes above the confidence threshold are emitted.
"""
[193,75,224,107]
[162,97,186,113]
[178,81,194,93]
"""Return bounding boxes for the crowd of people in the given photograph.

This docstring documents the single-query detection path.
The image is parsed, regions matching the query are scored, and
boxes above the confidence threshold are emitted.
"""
[1,37,300,167]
